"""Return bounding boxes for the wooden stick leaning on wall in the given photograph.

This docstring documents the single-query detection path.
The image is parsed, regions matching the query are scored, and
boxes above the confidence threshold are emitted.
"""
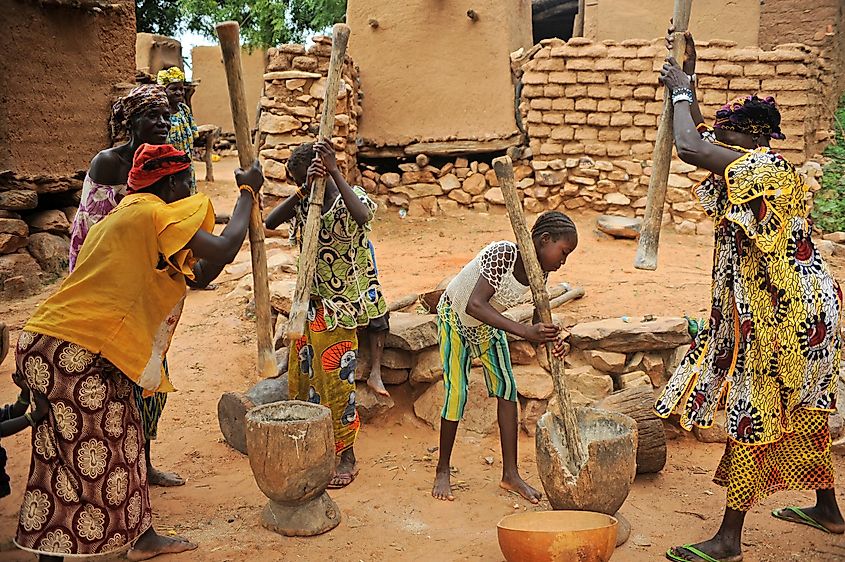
[286,23,352,341]
[215,21,277,378]
[634,0,693,271]
[493,156,586,468]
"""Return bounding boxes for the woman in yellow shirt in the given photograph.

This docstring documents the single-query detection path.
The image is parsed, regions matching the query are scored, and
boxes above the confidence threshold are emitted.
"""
[14,144,263,562]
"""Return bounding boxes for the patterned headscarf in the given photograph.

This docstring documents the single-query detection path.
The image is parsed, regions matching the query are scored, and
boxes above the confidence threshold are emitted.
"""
[110,85,169,139]
[713,95,786,140]
[156,66,186,86]
[128,144,192,193]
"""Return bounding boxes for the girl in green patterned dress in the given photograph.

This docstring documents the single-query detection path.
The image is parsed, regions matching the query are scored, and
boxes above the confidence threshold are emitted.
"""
[265,140,388,488]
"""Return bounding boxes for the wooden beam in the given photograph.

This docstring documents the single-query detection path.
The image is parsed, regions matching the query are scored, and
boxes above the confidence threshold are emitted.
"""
[216,21,276,378]
[634,0,693,271]
[404,135,522,157]
[286,24,352,341]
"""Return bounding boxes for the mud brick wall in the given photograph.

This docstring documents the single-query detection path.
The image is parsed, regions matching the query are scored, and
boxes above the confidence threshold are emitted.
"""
[516,38,833,224]
[0,0,136,299]
[759,0,841,49]
[257,36,362,210]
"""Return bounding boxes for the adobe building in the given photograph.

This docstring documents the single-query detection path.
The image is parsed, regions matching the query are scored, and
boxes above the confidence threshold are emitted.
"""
[346,0,535,157]
[191,46,266,134]
[136,33,183,77]
[0,0,136,299]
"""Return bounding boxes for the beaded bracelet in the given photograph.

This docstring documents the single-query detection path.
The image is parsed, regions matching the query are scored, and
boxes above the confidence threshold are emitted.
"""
[671,88,694,105]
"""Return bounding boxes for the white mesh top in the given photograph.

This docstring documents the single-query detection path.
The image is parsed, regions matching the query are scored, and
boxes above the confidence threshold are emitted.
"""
[439,241,530,343]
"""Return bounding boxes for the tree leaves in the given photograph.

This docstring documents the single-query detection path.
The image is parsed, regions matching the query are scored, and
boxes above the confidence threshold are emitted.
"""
[136,0,347,48]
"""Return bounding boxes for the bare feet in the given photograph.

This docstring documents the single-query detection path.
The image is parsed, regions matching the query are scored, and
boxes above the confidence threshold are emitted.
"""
[148,467,186,487]
[500,474,542,504]
[666,538,742,562]
[128,528,197,561]
[773,506,845,534]
[366,366,390,397]
[432,468,454,501]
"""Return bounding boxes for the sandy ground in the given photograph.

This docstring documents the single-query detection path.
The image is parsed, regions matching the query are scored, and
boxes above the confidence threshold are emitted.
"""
[2,156,845,561]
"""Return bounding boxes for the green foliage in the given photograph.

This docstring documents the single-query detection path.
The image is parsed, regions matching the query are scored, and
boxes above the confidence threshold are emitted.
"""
[180,0,347,48]
[136,0,184,36]
[811,96,845,233]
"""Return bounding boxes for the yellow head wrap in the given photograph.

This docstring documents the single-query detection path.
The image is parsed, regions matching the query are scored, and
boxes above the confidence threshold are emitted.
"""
[156,66,185,86]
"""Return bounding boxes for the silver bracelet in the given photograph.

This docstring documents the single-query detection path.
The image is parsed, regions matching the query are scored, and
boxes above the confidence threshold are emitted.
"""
[671,88,694,105]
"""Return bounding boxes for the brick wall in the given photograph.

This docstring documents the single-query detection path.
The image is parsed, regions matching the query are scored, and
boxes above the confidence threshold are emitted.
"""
[513,37,833,226]
[257,36,362,210]
[760,0,845,139]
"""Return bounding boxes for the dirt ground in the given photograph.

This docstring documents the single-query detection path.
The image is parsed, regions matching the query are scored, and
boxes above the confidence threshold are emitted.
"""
[2,156,845,561]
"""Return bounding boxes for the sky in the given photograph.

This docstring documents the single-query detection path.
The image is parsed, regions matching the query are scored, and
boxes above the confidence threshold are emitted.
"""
[177,31,216,80]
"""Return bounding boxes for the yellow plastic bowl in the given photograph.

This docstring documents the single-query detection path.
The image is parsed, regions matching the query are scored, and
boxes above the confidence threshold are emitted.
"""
[497,510,618,562]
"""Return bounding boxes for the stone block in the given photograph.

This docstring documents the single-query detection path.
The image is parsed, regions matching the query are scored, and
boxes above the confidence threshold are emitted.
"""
[520,398,549,436]
[596,215,641,239]
[356,383,395,422]
[618,371,651,390]
[571,317,689,353]
[414,377,497,435]
[27,210,70,234]
[566,365,613,401]
[27,233,69,277]
[584,350,627,374]
[386,313,438,351]
[0,252,42,298]
[516,365,554,400]
[259,113,302,134]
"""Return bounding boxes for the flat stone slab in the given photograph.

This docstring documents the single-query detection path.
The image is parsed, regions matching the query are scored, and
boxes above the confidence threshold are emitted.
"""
[356,383,395,421]
[596,215,642,239]
[570,317,689,353]
[385,312,438,351]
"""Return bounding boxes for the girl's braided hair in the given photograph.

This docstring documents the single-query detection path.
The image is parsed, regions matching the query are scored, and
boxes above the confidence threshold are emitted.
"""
[532,211,577,240]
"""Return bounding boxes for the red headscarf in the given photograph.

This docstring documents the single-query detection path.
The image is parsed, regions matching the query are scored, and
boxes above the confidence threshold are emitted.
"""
[127,144,192,193]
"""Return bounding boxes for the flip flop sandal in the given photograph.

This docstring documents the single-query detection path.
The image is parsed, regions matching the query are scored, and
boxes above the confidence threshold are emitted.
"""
[328,468,359,489]
[772,507,832,534]
[666,545,742,562]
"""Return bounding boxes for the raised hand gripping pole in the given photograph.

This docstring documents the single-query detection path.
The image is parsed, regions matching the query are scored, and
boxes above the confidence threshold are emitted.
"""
[286,24,352,341]
[493,156,586,468]
[216,21,276,378]
[634,0,693,271]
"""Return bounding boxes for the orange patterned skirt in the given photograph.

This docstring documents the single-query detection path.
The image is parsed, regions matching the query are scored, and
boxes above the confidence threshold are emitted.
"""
[714,408,835,511]
[288,301,360,454]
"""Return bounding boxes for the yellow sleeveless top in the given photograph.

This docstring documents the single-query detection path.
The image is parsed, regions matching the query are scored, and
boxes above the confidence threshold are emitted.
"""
[25,193,214,392]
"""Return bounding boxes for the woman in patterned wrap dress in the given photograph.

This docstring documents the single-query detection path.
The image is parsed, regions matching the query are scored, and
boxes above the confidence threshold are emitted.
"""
[15,145,264,562]
[655,32,844,562]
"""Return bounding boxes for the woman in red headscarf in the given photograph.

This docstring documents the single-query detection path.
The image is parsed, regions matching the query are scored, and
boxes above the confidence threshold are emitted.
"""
[13,144,263,562]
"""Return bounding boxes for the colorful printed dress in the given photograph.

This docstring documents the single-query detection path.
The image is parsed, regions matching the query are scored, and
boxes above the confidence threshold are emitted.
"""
[287,187,387,454]
[16,193,213,557]
[655,145,841,510]
[166,103,198,194]
[68,175,126,272]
